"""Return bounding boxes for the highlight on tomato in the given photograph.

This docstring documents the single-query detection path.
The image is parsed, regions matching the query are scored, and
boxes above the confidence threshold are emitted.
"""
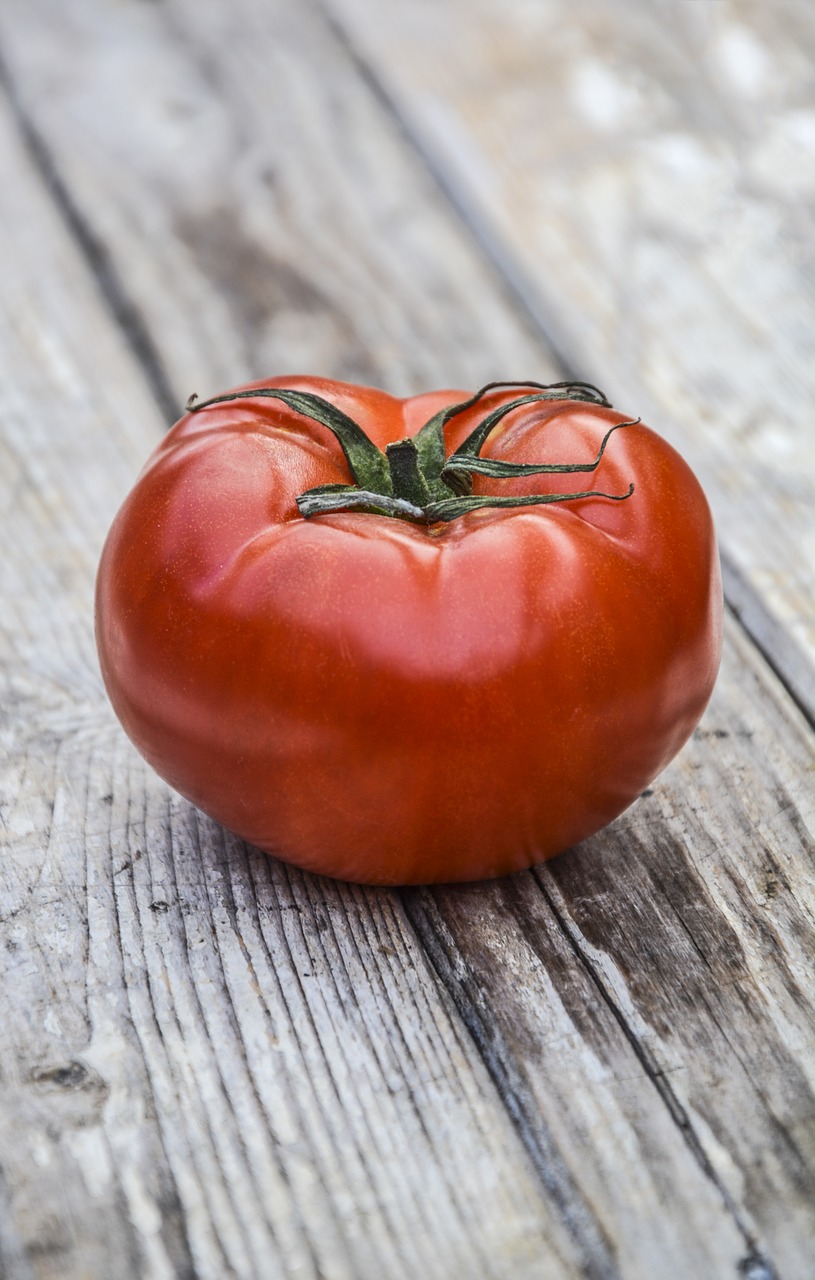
[95,376,722,884]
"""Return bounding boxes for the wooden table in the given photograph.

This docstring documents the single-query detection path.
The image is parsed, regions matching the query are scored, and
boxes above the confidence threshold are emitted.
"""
[1,1,813,1276]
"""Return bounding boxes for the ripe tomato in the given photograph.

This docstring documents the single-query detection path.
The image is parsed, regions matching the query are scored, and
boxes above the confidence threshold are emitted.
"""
[95,376,722,884]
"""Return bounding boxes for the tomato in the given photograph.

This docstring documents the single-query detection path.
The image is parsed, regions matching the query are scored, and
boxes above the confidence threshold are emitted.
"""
[95,376,722,884]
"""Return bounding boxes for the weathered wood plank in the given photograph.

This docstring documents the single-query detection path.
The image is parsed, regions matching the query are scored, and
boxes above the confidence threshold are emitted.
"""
[0,91,585,1280]
[1,0,814,1276]
[0,0,560,407]
[410,614,815,1278]
[321,0,815,717]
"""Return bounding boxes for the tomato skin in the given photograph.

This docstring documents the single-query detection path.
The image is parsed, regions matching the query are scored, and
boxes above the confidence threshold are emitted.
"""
[95,376,722,884]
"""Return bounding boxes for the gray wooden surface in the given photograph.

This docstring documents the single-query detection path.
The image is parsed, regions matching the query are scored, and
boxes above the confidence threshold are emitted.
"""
[0,1,813,1277]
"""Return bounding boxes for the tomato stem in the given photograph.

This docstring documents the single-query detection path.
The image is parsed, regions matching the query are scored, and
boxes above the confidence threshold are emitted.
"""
[386,438,432,508]
[186,380,636,524]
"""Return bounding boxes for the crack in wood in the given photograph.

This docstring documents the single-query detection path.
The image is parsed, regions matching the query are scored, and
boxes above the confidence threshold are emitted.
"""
[722,558,815,731]
[312,0,815,738]
[0,46,180,426]
[308,0,582,383]
[531,868,779,1280]
[400,886,623,1280]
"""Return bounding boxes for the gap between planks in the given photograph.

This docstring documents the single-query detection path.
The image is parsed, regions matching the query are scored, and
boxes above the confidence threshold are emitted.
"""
[312,0,815,732]
[0,49,178,427]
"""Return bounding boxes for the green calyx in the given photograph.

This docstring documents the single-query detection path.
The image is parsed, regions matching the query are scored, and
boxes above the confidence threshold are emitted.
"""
[186,380,638,524]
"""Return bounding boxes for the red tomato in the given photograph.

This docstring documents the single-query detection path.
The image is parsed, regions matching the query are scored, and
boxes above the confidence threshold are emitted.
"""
[95,376,722,884]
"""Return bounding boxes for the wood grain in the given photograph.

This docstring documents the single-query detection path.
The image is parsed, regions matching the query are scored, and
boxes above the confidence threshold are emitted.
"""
[0,91,583,1280]
[408,615,815,1278]
[1,0,814,1276]
[0,0,561,409]
[321,0,815,718]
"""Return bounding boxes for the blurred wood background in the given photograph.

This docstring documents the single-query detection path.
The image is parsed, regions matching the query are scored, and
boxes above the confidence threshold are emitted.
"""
[0,1,813,1277]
